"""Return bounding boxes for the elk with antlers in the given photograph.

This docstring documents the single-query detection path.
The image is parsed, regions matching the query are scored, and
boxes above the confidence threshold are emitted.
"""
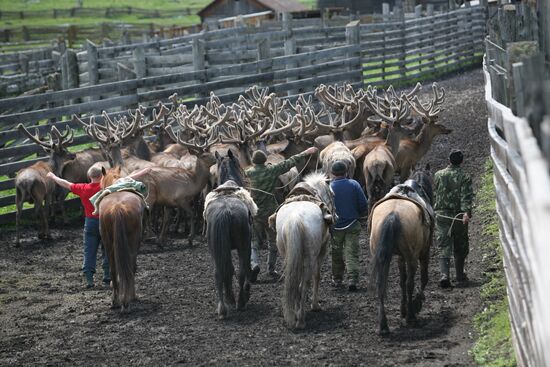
[361,88,411,212]
[396,83,451,182]
[14,124,75,245]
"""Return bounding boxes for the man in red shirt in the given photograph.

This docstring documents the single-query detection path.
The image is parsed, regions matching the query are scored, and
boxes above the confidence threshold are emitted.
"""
[47,165,107,288]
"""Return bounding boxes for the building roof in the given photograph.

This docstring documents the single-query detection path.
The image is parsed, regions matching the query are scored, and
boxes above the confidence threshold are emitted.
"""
[198,0,308,18]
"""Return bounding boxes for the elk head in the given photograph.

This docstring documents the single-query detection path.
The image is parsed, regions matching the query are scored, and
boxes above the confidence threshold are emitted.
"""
[404,82,452,137]
[17,124,76,176]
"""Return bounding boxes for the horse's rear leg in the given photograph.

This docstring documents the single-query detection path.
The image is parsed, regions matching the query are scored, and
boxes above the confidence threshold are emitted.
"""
[215,269,227,319]
[224,263,236,308]
[311,260,322,312]
[110,268,120,309]
[398,256,407,319]
[296,280,308,329]
[15,192,23,246]
[406,262,417,326]
[237,245,251,311]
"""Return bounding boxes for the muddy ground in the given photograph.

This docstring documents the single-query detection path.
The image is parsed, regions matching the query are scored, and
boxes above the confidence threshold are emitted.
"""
[0,68,489,366]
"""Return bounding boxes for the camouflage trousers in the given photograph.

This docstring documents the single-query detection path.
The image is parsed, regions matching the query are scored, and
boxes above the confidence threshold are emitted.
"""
[331,221,361,283]
[251,215,278,272]
[435,211,469,259]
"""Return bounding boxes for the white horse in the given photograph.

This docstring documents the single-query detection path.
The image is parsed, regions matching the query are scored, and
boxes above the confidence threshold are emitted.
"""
[272,172,335,330]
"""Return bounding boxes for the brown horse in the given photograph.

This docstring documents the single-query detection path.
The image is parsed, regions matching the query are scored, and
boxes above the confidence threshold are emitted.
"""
[369,167,434,334]
[99,166,147,312]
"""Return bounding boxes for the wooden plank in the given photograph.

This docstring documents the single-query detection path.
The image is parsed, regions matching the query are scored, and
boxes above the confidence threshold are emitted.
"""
[0,156,48,176]
[0,134,94,158]
[0,178,15,191]
[0,197,81,224]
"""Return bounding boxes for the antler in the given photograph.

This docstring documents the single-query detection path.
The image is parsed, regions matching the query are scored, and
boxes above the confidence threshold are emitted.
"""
[405,82,445,121]
[17,124,57,150]
[165,125,221,153]
[363,86,410,126]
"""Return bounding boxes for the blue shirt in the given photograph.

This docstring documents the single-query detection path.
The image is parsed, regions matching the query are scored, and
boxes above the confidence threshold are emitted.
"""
[330,177,368,230]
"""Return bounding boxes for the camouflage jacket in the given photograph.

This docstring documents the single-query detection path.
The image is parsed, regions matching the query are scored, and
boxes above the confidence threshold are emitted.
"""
[434,165,473,216]
[245,151,308,218]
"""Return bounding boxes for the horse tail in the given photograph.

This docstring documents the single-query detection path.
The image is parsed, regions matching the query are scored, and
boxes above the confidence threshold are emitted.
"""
[208,210,233,295]
[372,212,401,302]
[372,174,386,203]
[281,220,304,329]
[111,207,134,308]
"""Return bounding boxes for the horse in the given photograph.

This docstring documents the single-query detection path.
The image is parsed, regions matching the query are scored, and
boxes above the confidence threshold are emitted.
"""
[272,172,335,330]
[203,150,255,319]
[98,166,147,312]
[369,165,434,334]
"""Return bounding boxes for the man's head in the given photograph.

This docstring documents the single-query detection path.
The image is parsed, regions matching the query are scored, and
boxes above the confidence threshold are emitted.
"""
[331,160,347,177]
[449,149,464,166]
[252,150,267,165]
[87,165,103,182]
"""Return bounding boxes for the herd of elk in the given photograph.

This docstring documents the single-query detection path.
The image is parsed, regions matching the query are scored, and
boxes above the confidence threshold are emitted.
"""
[14,82,450,248]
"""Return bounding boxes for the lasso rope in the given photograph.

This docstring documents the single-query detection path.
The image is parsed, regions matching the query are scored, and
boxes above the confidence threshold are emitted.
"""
[273,153,314,190]
[436,212,467,236]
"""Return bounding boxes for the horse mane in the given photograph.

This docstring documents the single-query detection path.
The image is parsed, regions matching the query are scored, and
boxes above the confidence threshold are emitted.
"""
[410,169,434,205]
[303,171,328,187]
[218,154,249,187]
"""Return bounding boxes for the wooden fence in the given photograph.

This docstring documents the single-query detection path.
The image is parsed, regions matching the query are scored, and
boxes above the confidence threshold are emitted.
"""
[484,61,550,367]
[0,3,487,221]
[484,1,550,366]
[0,6,201,20]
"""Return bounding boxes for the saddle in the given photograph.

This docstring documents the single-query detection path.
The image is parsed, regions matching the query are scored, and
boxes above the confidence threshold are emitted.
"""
[268,182,334,229]
[368,180,435,231]
[90,177,149,216]
[203,180,258,219]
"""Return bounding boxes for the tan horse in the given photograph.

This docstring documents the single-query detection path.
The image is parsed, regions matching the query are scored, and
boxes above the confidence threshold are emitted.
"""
[99,166,147,312]
[369,168,434,334]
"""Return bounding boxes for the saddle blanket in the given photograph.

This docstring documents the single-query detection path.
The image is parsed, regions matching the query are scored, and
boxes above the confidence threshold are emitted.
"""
[90,177,149,216]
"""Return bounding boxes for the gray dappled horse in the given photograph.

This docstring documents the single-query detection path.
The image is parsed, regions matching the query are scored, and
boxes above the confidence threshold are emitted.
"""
[273,172,335,330]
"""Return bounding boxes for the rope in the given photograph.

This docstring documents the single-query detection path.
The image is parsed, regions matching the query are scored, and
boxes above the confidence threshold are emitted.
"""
[273,153,313,190]
[436,212,466,236]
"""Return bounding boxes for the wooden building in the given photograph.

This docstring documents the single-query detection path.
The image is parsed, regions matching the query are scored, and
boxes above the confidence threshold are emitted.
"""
[198,0,309,24]
[317,0,397,15]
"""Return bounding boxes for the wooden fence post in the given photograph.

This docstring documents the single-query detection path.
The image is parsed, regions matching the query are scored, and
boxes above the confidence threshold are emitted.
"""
[414,4,422,18]
[283,12,298,96]
[382,3,390,22]
[117,62,138,110]
[132,47,146,79]
[86,40,99,100]
[19,53,29,75]
[427,4,434,16]
[257,38,271,88]
[345,20,362,87]
[192,37,207,98]
[67,25,77,48]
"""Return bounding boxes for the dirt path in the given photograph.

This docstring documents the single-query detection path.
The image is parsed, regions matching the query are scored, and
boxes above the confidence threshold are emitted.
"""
[0,68,489,366]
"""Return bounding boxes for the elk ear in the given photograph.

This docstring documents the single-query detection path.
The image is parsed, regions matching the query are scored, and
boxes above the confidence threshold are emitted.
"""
[227,149,234,158]
[101,166,107,176]
[215,151,221,160]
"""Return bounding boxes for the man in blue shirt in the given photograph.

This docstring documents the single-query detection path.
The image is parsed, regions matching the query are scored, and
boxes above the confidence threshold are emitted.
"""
[330,160,368,291]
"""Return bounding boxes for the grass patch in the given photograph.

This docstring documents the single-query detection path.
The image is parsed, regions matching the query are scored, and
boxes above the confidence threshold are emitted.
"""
[470,159,516,367]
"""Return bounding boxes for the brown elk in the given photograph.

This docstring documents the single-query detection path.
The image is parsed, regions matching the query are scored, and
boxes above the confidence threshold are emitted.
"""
[15,125,75,245]
[362,92,411,212]
[397,83,451,182]
[314,84,368,178]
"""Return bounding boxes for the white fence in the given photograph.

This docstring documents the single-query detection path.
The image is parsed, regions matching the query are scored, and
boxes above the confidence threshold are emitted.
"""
[484,61,550,367]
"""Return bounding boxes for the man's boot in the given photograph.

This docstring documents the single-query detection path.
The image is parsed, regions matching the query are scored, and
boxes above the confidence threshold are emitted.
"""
[102,262,111,285]
[250,245,260,283]
[439,258,451,288]
[267,247,279,279]
[454,256,468,284]
[84,271,94,289]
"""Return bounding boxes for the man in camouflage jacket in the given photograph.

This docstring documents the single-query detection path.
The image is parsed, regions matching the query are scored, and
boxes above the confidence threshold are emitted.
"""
[434,149,473,288]
[246,146,318,282]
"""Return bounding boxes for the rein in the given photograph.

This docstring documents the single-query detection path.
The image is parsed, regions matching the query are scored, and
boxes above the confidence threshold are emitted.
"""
[273,153,314,190]
[436,212,466,236]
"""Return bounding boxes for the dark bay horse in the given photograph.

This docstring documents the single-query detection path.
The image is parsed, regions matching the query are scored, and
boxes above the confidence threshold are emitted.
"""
[99,166,147,312]
[203,150,254,319]
[369,165,434,334]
